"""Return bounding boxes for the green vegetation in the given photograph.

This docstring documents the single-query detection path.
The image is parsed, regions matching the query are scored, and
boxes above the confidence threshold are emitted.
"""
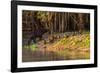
[56,32,90,49]
[23,44,37,51]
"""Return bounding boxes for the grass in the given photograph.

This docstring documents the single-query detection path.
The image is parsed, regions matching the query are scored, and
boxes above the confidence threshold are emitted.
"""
[55,31,90,49]
[23,43,37,51]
